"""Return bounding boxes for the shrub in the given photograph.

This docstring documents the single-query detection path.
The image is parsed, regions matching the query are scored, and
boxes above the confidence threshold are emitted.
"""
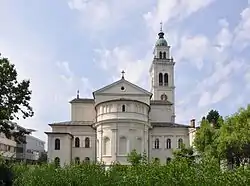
[4,158,248,186]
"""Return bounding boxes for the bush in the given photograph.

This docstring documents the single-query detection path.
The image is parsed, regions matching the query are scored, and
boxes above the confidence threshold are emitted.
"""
[4,158,249,186]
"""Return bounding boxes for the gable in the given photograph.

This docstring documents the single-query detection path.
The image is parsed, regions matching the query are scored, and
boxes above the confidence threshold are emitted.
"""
[93,78,152,98]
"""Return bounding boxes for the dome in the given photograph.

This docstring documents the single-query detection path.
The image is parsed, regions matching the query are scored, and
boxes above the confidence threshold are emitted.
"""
[155,31,168,47]
[155,38,168,46]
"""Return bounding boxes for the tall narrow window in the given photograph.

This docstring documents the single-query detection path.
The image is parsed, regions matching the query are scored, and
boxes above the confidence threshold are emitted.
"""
[85,137,90,148]
[119,136,127,155]
[164,73,168,86]
[159,73,163,86]
[75,137,80,148]
[166,138,171,149]
[54,157,60,167]
[163,52,166,59]
[154,138,160,149]
[55,138,60,150]
[104,137,111,155]
[178,138,183,149]
[159,51,162,59]
[122,105,126,112]
[166,157,171,163]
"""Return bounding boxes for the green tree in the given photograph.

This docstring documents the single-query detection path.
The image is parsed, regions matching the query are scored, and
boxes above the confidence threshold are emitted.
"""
[0,55,33,142]
[194,118,218,155]
[206,109,223,128]
[218,105,250,167]
[127,149,147,166]
[173,144,196,164]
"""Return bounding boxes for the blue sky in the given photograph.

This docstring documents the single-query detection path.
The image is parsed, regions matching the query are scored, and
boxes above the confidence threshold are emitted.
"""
[1,0,250,147]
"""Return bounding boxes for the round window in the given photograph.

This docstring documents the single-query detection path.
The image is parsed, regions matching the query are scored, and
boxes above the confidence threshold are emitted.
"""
[161,94,168,100]
[121,86,125,91]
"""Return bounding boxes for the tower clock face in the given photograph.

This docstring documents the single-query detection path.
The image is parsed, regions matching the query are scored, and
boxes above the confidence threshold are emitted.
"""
[161,94,168,100]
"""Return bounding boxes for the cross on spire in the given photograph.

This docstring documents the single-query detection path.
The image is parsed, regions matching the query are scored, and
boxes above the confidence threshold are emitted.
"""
[77,90,80,99]
[121,70,125,79]
[160,21,163,32]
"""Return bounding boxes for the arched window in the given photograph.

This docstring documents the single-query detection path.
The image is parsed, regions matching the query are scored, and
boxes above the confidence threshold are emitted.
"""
[85,157,90,162]
[55,138,60,150]
[85,137,90,148]
[119,136,127,155]
[104,137,111,155]
[54,157,60,167]
[164,73,168,86]
[166,138,171,149]
[159,51,162,59]
[75,157,80,164]
[122,105,126,112]
[136,137,142,153]
[159,73,163,86]
[155,157,160,162]
[163,52,166,59]
[75,137,80,148]
[178,138,183,149]
[154,138,160,149]
[166,157,171,163]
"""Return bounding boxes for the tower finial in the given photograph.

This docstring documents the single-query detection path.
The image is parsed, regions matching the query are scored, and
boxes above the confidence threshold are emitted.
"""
[160,21,163,32]
[121,70,125,79]
[77,90,80,99]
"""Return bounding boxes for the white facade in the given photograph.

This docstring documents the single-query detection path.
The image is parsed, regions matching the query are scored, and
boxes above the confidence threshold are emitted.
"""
[46,29,196,167]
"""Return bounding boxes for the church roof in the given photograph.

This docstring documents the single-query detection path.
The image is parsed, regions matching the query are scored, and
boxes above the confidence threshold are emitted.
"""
[150,100,173,105]
[151,122,189,128]
[69,98,94,103]
[93,77,152,98]
[44,132,73,138]
[155,37,168,47]
[48,121,94,126]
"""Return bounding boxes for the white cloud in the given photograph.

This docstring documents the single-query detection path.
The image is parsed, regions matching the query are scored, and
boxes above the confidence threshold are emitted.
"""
[212,82,232,104]
[175,35,210,69]
[215,19,233,50]
[68,0,151,31]
[198,92,211,107]
[233,6,250,50]
[94,46,152,88]
[144,0,216,32]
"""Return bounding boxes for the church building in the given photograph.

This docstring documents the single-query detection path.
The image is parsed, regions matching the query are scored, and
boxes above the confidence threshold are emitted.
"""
[45,28,196,167]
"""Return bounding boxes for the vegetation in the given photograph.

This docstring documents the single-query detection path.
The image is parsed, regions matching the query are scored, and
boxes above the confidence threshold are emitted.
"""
[194,106,250,168]
[0,54,33,142]
[0,157,248,186]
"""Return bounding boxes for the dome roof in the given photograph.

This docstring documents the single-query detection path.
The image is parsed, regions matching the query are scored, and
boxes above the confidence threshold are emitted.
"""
[156,38,168,46]
[155,31,168,47]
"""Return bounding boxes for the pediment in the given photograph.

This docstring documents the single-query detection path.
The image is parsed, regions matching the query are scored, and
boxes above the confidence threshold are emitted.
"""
[93,78,152,98]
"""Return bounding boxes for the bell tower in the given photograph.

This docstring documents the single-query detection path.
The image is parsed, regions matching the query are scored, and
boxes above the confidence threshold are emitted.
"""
[149,24,176,121]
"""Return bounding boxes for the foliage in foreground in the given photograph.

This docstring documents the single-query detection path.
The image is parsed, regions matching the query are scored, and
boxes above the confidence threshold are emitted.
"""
[5,158,250,186]
[0,54,33,142]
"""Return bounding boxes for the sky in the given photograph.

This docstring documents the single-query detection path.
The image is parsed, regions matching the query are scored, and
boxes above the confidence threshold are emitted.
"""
[1,0,250,149]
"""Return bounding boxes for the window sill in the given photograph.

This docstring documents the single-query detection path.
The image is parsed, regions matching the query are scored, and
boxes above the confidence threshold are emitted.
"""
[102,155,112,158]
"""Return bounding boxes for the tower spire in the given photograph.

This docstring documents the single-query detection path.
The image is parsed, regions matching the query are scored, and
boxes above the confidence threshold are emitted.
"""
[160,21,163,32]
[158,22,164,39]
